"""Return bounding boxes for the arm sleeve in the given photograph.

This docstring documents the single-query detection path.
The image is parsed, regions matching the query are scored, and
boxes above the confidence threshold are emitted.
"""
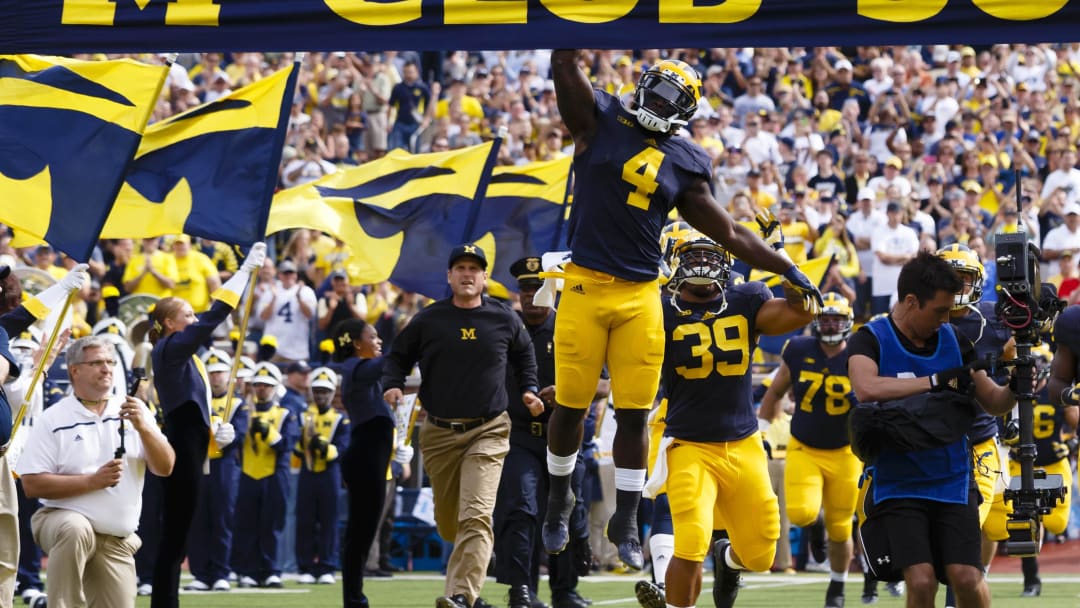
[0,306,40,338]
[509,316,538,393]
[380,317,421,391]
[159,300,234,366]
[847,326,880,363]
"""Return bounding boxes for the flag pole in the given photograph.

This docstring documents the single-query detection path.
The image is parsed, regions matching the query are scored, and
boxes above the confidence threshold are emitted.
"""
[551,165,574,251]
[459,127,507,245]
[0,291,75,456]
[220,271,259,423]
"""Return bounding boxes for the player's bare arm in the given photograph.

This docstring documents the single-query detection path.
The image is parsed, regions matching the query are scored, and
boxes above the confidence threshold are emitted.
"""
[758,361,792,423]
[676,179,795,275]
[1049,343,1076,408]
[551,49,597,151]
[972,371,1015,416]
[756,292,815,336]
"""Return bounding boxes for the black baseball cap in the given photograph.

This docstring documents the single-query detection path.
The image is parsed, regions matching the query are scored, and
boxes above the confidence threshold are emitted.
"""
[448,243,487,269]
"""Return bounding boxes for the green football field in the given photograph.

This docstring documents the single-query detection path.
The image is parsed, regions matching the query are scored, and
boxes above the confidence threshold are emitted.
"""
[132,573,1080,607]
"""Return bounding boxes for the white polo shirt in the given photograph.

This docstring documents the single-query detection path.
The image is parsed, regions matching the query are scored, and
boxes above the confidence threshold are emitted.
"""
[16,394,158,537]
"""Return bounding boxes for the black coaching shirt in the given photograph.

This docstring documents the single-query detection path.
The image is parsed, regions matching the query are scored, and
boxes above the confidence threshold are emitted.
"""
[381,296,538,420]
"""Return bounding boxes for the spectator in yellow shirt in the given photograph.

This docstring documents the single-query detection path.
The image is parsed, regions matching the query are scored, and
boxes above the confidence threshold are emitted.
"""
[32,245,68,282]
[171,235,221,311]
[435,78,485,127]
[779,201,816,264]
[122,237,179,297]
[745,169,777,211]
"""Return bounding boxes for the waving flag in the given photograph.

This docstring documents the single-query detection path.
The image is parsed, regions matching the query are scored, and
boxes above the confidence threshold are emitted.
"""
[469,157,572,296]
[267,142,497,299]
[98,62,299,246]
[0,54,166,260]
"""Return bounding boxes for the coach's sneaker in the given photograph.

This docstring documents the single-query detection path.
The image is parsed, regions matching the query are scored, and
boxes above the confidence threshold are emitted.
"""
[1021,578,1041,597]
[860,576,878,604]
[296,574,316,584]
[317,573,336,585]
[542,482,575,554]
[237,576,257,588]
[825,580,845,608]
[711,538,742,608]
[184,580,209,591]
[211,579,231,591]
[137,583,153,596]
[634,579,666,608]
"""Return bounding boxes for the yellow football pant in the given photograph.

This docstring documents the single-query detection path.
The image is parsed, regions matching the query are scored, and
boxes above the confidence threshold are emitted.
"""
[784,437,862,542]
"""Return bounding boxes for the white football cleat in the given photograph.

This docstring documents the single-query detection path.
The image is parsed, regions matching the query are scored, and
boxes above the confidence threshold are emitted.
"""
[317,573,336,585]
[184,580,209,591]
[212,579,231,591]
[296,573,316,584]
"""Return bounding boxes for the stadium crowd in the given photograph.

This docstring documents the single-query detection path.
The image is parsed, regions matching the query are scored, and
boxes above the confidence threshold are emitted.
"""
[2,43,1080,608]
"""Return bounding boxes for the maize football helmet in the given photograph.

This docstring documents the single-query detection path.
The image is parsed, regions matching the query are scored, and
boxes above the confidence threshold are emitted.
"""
[936,244,984,309]
[812,292,854,345]
[633,60,703,133]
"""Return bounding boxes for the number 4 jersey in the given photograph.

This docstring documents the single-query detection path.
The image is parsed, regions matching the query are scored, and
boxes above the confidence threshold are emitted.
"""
[566,90,713,282]
[661,281,772,443]
[782,336,853,450]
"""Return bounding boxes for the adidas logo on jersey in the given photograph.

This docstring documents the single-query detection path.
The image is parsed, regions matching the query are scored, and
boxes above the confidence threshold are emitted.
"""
[570,283,586,295]
[74,434,83,442]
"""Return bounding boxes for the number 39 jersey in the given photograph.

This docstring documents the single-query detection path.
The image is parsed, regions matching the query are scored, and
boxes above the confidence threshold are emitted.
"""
[782,336,853,450]
[661,281,772,443]
[567,90,713,283]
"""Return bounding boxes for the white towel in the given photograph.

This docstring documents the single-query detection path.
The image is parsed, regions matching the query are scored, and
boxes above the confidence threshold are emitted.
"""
[643,436,675,499]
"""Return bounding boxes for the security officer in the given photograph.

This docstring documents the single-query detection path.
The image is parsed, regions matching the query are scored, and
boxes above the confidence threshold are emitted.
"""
[233,362,297,589]
[494,257,598,608]
[186,348,249,591]
[382,244,541,608]
[295,367,349,585]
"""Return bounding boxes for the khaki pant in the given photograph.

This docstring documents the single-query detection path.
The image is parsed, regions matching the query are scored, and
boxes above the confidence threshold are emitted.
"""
[32,508,141,608]
[0,458,18,608]
[419,412,509,603]
[768,458,792,570]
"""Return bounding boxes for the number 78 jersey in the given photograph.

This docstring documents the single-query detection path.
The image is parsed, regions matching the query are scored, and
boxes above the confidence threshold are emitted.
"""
[782,336,853,450]
[566,90,713,283]
[662,281,773,443]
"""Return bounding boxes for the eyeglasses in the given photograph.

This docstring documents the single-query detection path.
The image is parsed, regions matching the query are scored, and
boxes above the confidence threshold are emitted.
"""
[76,359,116,369]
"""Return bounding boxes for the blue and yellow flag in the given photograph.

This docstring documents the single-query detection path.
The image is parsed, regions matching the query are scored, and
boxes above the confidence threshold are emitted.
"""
[267,143,496,299]
[0,54,166,260]
[469,157,571,296]
[98,63,298,246]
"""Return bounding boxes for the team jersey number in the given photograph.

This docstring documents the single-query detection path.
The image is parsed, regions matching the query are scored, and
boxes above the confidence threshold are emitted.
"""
[797,371,852,416]
[1033,404,1056,440]
[622,147,666,210]
[673,316,749,379]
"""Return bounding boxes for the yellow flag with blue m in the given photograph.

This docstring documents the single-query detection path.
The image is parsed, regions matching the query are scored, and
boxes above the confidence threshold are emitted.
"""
[98,63,299,246]
[469,157,571,297]
[749,253,834,291]
[267,143,495,299]
[0,54,166,261]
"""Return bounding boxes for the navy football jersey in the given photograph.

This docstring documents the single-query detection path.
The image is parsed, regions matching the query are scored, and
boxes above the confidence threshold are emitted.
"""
[662,281,772,443]
[782,336,853,450]
[952,300,1011,442]
[567,90,713,282]
[1054,305,1080,378]
[1010,386,1069,467]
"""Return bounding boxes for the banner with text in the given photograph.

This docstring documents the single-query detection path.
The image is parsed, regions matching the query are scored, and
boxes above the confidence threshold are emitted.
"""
[1,1,1078,54]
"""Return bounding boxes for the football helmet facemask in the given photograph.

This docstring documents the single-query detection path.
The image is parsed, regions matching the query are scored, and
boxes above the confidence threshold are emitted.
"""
[633,60,703,133]
[936,243,984,310]
[812,292,854,345]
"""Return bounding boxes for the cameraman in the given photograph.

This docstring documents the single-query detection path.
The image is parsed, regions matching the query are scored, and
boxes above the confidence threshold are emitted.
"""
[936,246,1015,568]
[848,252,1016,608]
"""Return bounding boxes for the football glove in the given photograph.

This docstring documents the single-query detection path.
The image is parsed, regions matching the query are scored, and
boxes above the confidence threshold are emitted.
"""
[755,209,785,251]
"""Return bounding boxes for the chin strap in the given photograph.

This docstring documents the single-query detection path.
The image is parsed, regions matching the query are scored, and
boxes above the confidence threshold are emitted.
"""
[668,289,728,318]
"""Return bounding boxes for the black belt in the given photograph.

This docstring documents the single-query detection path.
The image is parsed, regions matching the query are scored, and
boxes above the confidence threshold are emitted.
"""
[428,413,500,433]
[513,421,547,437]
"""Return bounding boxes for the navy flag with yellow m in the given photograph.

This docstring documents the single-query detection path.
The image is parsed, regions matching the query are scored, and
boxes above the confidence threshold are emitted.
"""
[0,54,166,261]
[267,143,496,299]
[98,62,298,246]
[469,157,571,297]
